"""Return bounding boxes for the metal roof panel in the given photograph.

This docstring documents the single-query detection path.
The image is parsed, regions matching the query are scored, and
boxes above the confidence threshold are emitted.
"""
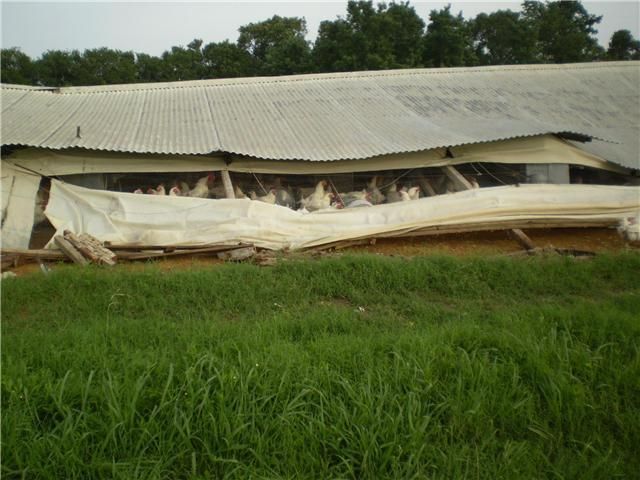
[1,62,638,169]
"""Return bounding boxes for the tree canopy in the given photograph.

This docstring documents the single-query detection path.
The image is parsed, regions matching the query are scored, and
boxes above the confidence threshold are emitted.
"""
[1,1,634,87]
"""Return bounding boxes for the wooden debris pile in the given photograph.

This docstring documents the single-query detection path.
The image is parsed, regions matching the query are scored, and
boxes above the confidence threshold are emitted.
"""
[1,231,256,268]
[55,231,117,265]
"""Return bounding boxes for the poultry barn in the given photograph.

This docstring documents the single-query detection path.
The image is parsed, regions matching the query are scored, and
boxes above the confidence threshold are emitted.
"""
[1,61,639,252]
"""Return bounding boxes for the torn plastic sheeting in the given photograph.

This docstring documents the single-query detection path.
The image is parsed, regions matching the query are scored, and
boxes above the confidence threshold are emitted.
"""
[1,164,41,249]
[45,180,640,250]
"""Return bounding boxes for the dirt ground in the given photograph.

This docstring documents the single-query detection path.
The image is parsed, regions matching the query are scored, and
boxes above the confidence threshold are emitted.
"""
[4,227,637,278]
[348,228,634,256]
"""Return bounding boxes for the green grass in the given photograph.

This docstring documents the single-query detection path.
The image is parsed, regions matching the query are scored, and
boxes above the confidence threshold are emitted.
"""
[2,253,640,479]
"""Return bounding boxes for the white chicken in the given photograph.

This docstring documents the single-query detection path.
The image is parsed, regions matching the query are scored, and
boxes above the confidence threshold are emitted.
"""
[133,188,143,194]
[169,186,181,196]
[187,174,215,198]
[405,186,421,200]
[367,176,386,204]
[339,189,369,205]
[153,184,166,195]
[385,183,402,203]
[234,185,249,199]
[617,214,640,242]
[276,189,295,208]
[179,181,191,193]
[300,181,333,211]
[250,189,277,204]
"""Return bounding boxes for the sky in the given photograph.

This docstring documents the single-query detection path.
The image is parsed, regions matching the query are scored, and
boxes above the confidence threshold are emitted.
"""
[1,1,639,58]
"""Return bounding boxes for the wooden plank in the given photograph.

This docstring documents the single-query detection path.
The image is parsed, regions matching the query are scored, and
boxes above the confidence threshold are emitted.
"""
[1,249,66,260]
[118,244,253,260]
[220,169,235,199]
[54,236,88,265]
[104,242,253,251]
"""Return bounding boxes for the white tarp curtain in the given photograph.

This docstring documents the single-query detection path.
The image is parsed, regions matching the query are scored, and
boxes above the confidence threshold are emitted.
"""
[1,164,41,249]
[46,179,640,250]
[5,134,627,176]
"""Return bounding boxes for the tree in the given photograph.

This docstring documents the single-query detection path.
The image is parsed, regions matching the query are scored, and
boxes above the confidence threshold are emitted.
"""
[423,5,476,67]
[607,29,640,60]
[35,50,84,86]
[314,18,356,72]
[136,53,164,82]
[522,1,604,63]
[384,2,426,67]
[471,10,539,65]
[202,41,253,78]
[237,15,311,75]
[1,48,35,85]
[77,48,137,85]
[313,1,425,72]
[160,39,205,81]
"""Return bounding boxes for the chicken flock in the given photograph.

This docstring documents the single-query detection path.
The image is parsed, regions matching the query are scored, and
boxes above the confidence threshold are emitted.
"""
[132,173,439,212]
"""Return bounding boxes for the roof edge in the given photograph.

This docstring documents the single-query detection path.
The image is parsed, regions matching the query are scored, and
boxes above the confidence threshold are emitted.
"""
[2,61,638,95]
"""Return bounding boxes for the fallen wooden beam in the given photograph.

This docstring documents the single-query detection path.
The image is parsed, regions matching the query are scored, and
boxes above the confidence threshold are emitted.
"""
[54,236,88,265]
[0,243,254,263]
[104,242,252,251]
[117,244,253,260]
[1,249,67,260]
[217,246,256,261]
[64,231,116,266]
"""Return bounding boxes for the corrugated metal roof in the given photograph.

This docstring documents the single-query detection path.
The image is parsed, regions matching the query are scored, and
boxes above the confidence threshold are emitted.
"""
[1,61,638,168]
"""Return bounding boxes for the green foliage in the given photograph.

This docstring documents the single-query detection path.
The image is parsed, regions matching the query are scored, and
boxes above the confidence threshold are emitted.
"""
[36,49,84,87]
[471,10,539,65]
[607,29,640,60]
[160,39,205,81]
[237,15,311,75]
[78,48,137,85]
[0,47,35,85]
[423,5,476,68]
[2,253,640,478]
[522,0,604,63]
[313,1,425,72]
[135,53,164,83]
[1,1,630,87]
[202,41,253,79]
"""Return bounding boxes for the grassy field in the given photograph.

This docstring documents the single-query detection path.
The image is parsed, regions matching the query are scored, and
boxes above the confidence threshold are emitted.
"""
[2,253,640,479]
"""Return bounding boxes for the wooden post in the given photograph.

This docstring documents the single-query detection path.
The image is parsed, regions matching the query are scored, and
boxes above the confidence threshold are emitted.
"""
[220,169,235,199]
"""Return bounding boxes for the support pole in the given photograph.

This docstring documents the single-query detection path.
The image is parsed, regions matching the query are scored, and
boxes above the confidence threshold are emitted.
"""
[440,165,473,191]
[220,169,235,199]
[418,176,438,197]
[441,164,536,251]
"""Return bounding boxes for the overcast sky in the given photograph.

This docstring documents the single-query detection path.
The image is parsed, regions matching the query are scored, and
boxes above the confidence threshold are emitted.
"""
[1,1,639,58]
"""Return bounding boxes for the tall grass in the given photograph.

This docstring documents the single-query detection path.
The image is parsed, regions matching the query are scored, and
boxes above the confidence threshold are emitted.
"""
[2,253,640,479]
